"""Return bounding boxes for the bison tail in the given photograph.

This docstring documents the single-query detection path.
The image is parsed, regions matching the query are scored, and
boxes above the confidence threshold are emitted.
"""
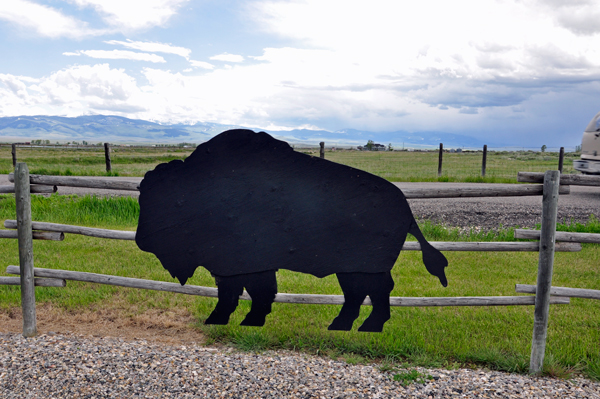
[408,219,448,287]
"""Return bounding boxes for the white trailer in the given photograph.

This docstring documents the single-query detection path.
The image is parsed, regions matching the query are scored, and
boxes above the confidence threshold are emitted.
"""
[573,111,600,174]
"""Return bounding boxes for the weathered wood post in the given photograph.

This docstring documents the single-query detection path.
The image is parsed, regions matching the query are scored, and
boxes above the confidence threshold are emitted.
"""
[104,142,112,172]
[11,143,17,168]
[529,170,560,374]
[482,144,487,177]
[558,147,564,173]
[437,143,443,177]
[319,142,325,159]
[14,162,37,337]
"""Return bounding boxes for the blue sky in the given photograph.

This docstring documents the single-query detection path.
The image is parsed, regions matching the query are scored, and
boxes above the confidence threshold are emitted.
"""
[0,0,599,147]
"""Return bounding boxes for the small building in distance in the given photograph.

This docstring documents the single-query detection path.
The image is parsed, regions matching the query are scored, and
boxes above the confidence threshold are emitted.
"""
[358,142,387,151]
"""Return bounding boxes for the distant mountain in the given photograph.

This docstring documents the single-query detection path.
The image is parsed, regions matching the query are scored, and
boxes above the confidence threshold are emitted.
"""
[0,115,485,149]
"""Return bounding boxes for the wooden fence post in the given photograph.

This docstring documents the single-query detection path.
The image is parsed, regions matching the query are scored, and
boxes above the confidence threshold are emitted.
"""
[482,144,487,177]
[558,147,564,173]
[104,143,112,172]
[14,162,37,337]
[437,143,443,177]
[320,142,325,159]
[529,170,560,374]
[11,143,17,168]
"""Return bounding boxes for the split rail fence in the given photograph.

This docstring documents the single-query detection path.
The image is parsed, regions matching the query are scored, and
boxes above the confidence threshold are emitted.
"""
[2,166,600,375]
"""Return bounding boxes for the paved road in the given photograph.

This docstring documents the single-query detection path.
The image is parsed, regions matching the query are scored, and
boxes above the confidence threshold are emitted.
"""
[1,175,598,229]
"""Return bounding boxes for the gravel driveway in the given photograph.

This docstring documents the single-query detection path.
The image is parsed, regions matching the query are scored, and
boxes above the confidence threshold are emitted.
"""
[2,175,597,229]
[1,332,598,398]
[396,183,599,230]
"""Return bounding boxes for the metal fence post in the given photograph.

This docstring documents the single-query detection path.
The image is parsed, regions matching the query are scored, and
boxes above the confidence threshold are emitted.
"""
[437,143,443,177]
[482,145,487,177]
[14,162,37,337]
[12,143,17,168]
[558,147,564,173]
[319,142,325,159]
[104,143,112,172]
[529,170,560,374]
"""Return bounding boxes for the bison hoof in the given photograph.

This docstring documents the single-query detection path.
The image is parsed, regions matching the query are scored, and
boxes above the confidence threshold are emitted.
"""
[327,318,353,331]
[357,318,385,333]
[240,314,266,327]
[205,313,230,325]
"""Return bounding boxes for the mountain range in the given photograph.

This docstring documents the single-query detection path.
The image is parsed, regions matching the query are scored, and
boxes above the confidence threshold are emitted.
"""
[0,115,486,149]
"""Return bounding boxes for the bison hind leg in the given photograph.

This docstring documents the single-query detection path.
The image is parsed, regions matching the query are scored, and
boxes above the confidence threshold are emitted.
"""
[240,270,278,327]
[358,272,394,333]
[328,273,369,331]
[205,274,244,325]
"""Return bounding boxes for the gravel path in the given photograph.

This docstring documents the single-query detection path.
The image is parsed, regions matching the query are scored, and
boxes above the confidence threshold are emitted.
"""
[1,332,598,398]
[395,183,599,230]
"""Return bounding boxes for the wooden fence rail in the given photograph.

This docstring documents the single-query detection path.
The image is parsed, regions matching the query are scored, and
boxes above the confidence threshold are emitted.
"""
[0,276,66,287]
[518,172,600,186]
[515,284,600,300]
[402,184,570,198]
[8,173,140,191]
[0,230,64,241]
[4,266,571,307]
[515,229,600,244]
[4,220,135,240]
[6,173,570,198]
[0,185,57,194]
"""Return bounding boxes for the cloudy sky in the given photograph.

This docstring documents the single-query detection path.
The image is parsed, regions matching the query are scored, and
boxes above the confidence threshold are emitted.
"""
[1,0,599,147]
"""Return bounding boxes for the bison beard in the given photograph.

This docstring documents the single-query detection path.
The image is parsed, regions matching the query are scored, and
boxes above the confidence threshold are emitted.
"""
[135,129,448,332]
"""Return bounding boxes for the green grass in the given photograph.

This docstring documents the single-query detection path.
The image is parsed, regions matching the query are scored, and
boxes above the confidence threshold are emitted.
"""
[392,369,433,386]
[324,150,578,182]
[1,145,578,182]
[0,194,598,380]
[0,146,193,176]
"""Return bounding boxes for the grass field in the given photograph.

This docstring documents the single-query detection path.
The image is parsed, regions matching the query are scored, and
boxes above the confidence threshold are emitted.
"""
[0,145,194,177]
[0,145,578,182]
[0,194,598,379]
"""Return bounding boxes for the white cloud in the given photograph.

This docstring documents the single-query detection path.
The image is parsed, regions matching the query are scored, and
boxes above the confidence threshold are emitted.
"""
[535,0,600,36]
[0,64,147,117]
[68,0,190,31]
[0,0,104,38]
[246,0,600,119]
[64,50,166,63]
[210,53,245,63]
[190,60,215,70]
[0,74,30,99]
[104,39,191,58]
[253,0,600,79]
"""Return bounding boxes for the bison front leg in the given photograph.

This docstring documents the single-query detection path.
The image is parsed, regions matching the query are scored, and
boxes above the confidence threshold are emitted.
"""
[241,270,277,327]
[205,274,244,325]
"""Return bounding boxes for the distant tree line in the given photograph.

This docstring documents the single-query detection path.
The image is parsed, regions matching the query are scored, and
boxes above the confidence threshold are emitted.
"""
[357,140,394,151]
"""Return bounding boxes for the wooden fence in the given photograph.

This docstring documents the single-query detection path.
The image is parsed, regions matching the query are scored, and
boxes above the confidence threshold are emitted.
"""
[2,166,600,375]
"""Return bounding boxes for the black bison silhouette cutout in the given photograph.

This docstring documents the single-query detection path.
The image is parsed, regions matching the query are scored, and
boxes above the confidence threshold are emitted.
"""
[136,129,448,332]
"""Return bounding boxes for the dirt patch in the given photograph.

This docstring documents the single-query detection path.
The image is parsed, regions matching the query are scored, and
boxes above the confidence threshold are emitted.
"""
[0,302,207,346]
